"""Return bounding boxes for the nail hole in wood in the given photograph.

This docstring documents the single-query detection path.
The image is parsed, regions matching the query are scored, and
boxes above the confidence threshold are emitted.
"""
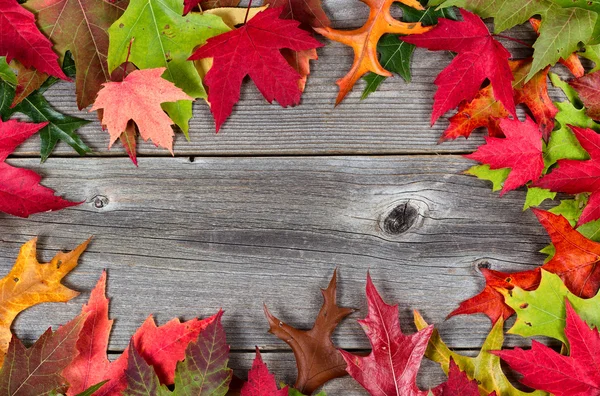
[383,202,419,235]
[476,260,491,270]
[189,156,195,163]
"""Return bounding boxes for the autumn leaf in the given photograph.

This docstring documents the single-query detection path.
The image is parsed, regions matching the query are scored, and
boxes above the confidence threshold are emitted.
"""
[362,0,458,98]
[441,58,558,141]
[402,9,515,125]
[183,0,240,14]
[465,116,544,195]
[414,312,545,396]
[63,271,112,396]
[241,348,288,396]
[570,70,600,120]
[431,358,485,396]
[0,119,81,216]
[500,269,600,345]
[0,0,66,80]
[0,315,85,395]
[0,58,90,162]
[91,68,193,154]
[314,0,431,104]
[189,8,323,132]
[534,127,600,225]
[62,272,217,396]
[264,269,354,395]
[339,273,434,396]
[447,267,541,324]
[431,0,597,79]
[122,310,232,395]
[22,0,128,110]
[108,0,229,135]
[495,301,600,396]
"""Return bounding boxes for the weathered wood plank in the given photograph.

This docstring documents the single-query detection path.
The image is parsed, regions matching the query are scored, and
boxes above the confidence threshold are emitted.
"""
[3,156,551,353]
[11,24,545,157]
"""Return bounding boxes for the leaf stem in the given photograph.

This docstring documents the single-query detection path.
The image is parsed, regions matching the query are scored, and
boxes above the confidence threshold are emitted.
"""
[244,0,253,24]
[123,38,135,80]
[493,34,532,48]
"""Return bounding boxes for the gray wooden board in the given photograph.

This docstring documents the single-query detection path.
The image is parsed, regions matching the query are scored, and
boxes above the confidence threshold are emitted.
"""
[9,24,550,157]
[3,156,552,355]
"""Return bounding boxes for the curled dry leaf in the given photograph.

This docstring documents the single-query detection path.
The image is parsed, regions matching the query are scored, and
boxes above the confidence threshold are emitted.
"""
[264,269,354,395]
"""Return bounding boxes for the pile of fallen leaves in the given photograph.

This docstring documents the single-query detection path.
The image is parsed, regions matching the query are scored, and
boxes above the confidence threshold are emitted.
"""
[7,208,600,395]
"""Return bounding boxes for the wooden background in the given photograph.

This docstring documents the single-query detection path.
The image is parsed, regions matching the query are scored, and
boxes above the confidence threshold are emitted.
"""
[2,4,564,394]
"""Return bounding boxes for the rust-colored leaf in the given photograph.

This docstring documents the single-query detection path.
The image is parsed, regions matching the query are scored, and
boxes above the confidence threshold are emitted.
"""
[264,269,354,395]
[314,0,431,104]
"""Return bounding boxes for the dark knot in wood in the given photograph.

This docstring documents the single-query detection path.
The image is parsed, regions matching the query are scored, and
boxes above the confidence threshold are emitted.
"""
[475,260,491,270]
[382,202,418,235]
[92,195,109,209]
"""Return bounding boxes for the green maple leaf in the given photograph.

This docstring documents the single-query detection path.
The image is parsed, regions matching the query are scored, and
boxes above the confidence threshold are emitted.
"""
[529,6,597,79]
[123,311,232,396]
[543,73,598,171]
[501,269,600,345]
[362,1,457,98]
[0,315,85,395]
[414,312,546,396]
[430,0,547,33]
[108,0,230,136]
[288,388,327,396]
[23,0,128,110]
[523,187,556,210]
[0,57,90,162]
[0,58,16,86]
[465,164,510,192]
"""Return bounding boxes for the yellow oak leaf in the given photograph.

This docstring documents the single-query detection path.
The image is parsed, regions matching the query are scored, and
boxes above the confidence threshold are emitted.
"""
[0,238,89,365]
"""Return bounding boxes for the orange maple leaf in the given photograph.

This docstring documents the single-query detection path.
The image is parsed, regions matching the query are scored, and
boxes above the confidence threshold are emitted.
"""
[314,0,431,104]
[91,68,193,154]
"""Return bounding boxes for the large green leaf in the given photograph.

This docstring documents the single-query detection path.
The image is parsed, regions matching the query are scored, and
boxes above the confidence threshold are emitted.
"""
[431,0,548,33]
[529,5,597,79]
[501,270,600,345]
[108,0,230,135]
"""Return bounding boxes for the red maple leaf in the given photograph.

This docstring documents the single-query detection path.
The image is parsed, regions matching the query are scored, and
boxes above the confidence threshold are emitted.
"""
[188,7,323,132]
[62,272,217,396]
[536,209,600,298]
[533,126,600,225]
[263,0,330,30]
[339,273,433,396]
[570,70,600,120]
[0,0,66,80]
[465,116,544,195]
[495,301,600,396]
[402,10,515,125]
[241,348,288,396]
[431,358,487,396]
[447,267,541,324]
[0,119,80,217]
[450,209,600,323]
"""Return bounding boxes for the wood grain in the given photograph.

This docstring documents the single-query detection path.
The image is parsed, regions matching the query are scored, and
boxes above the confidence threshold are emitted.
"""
[3,156,551,354]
